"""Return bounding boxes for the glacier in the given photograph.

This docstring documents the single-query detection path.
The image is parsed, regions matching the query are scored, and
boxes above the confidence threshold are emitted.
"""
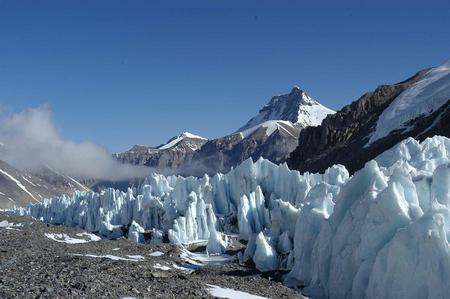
[14,136,450,299]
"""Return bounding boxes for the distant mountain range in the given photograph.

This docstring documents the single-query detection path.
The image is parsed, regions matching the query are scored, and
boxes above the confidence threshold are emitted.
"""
[114,87,334,176]
[3,60,449,207]
[116,60,450,178]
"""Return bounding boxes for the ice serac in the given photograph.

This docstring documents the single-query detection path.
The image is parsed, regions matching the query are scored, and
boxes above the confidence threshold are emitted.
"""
[16,156,347,259]
[14,136,450,299]
[287,136,450,299]
[253,232,278,272]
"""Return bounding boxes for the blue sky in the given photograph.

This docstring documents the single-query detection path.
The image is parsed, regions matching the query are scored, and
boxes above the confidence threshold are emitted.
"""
[0,0,449,152]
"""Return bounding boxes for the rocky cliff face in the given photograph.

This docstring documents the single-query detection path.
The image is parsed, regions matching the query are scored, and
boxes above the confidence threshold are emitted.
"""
[182,120,302,176]
[288,65,450,174]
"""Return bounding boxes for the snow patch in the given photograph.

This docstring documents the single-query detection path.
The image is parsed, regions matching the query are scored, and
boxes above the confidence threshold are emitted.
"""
[67,176,90,191]
[126,255,145,260]
[153,263,171,271]
[172,263,195,274]
[238,120,294,139]
[149,251,165,257]
[21,175,36,186]
[45,233,100,244]
[0,220,23,229]
[0,169,38,202]
[70,254,144,262]
[206,284,269,299]
[76,232,101,242]
[180,249,236,266]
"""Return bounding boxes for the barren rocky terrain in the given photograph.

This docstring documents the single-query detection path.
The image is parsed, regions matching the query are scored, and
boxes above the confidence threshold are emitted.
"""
[0,212,304,299]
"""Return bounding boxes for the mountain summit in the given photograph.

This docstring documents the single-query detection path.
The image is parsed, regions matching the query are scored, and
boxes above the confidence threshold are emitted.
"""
[114,131,208,171]
[114,87,334,177]
[157,132,207,150]
[239,87,334,131]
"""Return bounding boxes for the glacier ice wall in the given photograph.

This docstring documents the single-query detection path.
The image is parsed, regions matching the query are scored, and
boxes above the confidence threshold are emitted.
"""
[15,136,450,299]
[17,157,347,254]
[287,136,450,299]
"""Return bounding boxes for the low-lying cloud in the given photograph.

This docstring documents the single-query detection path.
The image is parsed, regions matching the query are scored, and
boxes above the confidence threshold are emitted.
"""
[0,106,151,181]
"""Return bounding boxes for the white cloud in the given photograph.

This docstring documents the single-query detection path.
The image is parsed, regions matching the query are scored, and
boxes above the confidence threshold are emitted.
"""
[0,106,150,180]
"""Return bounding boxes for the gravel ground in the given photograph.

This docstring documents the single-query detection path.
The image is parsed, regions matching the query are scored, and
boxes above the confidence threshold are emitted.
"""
[0,212,304,299]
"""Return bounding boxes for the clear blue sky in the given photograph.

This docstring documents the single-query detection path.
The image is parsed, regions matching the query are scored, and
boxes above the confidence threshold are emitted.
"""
[0,0,449,152]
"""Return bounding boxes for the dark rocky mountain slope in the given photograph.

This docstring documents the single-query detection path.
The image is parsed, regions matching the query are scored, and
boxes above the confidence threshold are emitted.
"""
[288,61,450,174]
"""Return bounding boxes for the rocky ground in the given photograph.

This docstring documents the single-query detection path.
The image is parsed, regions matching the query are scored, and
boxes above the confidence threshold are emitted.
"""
[0,212,304,299]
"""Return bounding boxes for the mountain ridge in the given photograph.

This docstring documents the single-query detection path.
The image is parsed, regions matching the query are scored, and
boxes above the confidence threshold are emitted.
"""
[114,87,334,176]
[0,160,90,208]
[287,61,450,174]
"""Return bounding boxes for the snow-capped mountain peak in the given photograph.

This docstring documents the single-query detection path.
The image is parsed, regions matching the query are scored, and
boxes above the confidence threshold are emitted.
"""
[157,132,207,150]
[179,132,207,140]
[114,131,208,171]
[238,87,334,132]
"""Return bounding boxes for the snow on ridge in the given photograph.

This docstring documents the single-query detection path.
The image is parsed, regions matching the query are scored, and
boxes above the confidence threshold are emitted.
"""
[369,60,450,144]
[0,169,38,202]
[157,136,184,150]
[157,132,207,150]
[180,132,207,140]
[67,176,90,192]
[238,120,294,139]
[21,175,36,187]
